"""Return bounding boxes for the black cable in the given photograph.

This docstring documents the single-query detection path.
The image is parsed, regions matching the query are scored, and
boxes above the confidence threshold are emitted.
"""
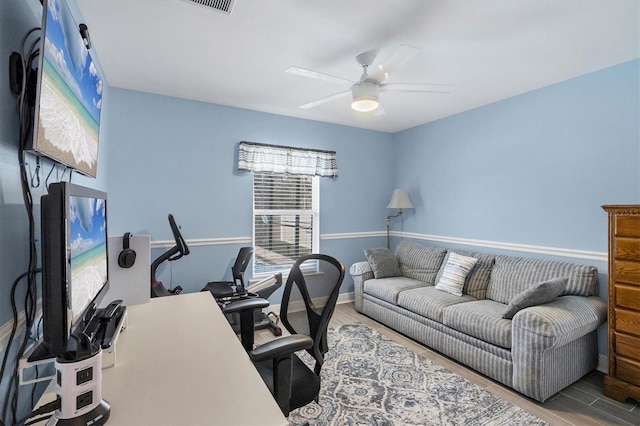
[15,397,60,426]
[0,271,30,426]
[29,157,41,188]
[44,162,56,188]
[13,53,39,426]
[23,414,52,426]
[1,26,42,426]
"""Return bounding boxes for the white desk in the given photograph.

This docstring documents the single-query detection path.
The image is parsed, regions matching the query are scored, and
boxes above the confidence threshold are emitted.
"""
[40,292,288,425]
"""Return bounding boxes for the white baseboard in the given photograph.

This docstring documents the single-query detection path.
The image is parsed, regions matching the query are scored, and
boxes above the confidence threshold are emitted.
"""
[337,292,355,305]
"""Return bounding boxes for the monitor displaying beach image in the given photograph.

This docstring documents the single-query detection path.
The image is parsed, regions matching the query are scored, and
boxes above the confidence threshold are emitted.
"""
[68,195,107,323]
[33,0,103,177]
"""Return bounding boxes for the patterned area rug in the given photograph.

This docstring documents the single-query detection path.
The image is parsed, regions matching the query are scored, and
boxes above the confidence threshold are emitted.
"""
[288,323,547,426]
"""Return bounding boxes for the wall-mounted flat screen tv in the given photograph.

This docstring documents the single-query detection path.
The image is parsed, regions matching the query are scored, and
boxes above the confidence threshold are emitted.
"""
[29,0,103,178]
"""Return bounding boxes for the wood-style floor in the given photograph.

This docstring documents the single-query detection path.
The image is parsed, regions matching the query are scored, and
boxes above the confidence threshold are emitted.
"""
[255,302,639,426]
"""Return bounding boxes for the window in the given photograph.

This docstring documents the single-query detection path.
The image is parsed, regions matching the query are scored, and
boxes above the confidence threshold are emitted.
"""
[253,173,319,275]
[237,141,336,276]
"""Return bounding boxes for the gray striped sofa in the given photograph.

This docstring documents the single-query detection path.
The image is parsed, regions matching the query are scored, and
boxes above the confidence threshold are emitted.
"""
[349,240,607,402]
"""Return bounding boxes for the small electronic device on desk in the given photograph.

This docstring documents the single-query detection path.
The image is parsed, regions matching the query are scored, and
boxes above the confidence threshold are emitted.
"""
[83,300,128,368]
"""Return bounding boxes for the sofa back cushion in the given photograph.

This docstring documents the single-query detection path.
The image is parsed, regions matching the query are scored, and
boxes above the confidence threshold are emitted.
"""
[486,255,599,304]
[435,250,496,299]
[395,241,447,284]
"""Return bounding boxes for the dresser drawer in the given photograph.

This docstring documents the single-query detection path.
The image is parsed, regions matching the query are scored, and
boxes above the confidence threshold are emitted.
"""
[615,309,640,337]
[614,355,640,386]
[615,215,640,238]
[614,260,640,285]
[614,332,640,362]
[615,237,640,261]
[614,285,640,310]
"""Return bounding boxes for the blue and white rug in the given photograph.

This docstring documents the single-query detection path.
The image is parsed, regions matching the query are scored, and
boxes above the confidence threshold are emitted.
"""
[289,323,547,426]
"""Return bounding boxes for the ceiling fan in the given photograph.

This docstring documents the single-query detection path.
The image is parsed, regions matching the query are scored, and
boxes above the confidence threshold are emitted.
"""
[286,45,453,113]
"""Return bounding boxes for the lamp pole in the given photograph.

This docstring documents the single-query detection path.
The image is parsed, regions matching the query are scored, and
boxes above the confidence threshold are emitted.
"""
[386,209,404,249]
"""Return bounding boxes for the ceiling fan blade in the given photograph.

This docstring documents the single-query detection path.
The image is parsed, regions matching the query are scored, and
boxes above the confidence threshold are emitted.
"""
[380,83,454,94]
[368,45,420,83]
[286,66,354,86]
[299,90,351,109]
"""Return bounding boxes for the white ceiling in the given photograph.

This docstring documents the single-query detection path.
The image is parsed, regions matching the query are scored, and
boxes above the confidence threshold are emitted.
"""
[75,0,639,133]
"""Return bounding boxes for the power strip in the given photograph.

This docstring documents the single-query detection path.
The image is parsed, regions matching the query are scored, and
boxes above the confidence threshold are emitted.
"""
[51,348,110,425]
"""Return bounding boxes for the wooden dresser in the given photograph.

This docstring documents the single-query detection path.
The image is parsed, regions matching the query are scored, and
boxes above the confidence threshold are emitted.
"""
[602,205,640,403]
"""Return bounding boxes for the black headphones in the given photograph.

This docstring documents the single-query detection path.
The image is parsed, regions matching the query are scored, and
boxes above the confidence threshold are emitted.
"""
[118,232,137,268]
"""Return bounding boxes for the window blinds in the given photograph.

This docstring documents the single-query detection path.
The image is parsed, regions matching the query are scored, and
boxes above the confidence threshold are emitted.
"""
[253,173,315,274]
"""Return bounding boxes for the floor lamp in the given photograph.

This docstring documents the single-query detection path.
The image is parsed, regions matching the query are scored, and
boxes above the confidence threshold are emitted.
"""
[386,189,414,248]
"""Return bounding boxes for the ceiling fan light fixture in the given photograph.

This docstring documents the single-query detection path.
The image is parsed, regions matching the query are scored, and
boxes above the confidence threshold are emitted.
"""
[351,96,379,112]
[351,81,380,112]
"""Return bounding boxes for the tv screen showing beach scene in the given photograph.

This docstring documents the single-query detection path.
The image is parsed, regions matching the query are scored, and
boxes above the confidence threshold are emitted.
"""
[31,0,103,177]
[68,194,107,324]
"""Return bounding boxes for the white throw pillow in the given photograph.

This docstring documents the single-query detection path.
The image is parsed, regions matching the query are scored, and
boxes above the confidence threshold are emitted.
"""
[435,252,478,296]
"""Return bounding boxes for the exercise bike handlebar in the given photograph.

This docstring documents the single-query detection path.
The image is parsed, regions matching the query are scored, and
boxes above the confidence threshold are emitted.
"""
[150,214,190,282]
[168,213,190,260]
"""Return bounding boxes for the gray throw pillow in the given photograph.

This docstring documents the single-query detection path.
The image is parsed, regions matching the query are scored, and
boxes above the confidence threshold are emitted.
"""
[363,248,400,279]
[502,277,567,319]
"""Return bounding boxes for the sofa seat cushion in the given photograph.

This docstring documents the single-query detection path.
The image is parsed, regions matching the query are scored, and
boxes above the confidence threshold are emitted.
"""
[442,300,513,349]
[397,286,477,323]
[363,277,425,305]
[395,241,447,284]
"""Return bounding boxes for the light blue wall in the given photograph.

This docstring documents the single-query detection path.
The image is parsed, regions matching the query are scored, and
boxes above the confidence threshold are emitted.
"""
[393,59,639,252]
[105,88,393,295]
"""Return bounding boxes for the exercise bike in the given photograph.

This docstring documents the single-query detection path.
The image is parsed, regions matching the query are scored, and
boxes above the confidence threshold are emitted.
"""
[150,214,190,298]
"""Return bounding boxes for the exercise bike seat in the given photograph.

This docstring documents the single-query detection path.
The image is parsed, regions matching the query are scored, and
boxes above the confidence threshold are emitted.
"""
[203,281,240,298]
[202,247,253,299]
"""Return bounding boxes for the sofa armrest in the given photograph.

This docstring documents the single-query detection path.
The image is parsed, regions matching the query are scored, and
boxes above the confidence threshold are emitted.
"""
[512,295,607,348]
[511,295,607,401]
[349,261,374,312]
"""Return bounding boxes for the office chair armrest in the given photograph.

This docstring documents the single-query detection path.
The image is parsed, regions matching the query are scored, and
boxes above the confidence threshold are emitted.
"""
[222,297,269,314]
[250,335,313,362]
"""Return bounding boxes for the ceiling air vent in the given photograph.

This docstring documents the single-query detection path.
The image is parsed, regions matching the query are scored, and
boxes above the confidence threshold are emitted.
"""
[184,0,235,14]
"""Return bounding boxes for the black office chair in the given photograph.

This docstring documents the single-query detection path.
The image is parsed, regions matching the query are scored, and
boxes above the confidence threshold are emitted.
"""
[225,254,345,416]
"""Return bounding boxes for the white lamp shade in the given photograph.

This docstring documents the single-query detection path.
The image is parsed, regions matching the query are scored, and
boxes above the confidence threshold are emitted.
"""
[387,189,414,209]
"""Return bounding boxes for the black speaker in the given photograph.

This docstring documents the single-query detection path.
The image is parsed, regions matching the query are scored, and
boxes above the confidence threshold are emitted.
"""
[118,232,136,268]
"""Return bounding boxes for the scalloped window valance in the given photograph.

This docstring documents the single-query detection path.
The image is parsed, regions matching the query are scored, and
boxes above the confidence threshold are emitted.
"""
[238,141,338,178]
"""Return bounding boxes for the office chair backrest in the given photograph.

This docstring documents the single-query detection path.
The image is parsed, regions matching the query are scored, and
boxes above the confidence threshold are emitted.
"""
[231,246,253,291]
[279,254,345,374]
